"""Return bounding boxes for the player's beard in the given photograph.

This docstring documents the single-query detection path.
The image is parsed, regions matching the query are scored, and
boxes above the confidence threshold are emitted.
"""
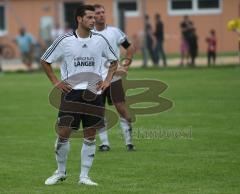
[99,18,105,25]
[80,23,94,32]
[89,24,94,30]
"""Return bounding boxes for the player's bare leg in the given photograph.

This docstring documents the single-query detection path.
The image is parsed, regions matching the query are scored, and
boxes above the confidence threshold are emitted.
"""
[114,102,135,151]
[98,119,110,151]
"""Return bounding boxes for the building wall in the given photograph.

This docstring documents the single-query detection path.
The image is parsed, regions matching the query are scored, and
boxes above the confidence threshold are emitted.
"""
[121,0,239,53]
[0,0,239,56]
[0,0,56,55]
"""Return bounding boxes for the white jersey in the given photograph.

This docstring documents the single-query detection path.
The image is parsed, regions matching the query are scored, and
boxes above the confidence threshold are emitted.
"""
[92,25,127,81]
[41,31,117,90]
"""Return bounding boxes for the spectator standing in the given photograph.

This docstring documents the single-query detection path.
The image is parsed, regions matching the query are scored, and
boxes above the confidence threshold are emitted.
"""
[180,15,194,66]
[154,13,167,67]
[188,28,198,66]
[145,15,157,65]
[39,6,54,50]
[14,28,35,71]
[0,40,2,72]
[206,29,217,66]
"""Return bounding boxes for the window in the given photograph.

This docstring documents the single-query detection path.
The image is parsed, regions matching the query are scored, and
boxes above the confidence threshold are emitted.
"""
[118,1,137,10]
[171,0,192,10]
[168,0,222,15]
[198,0,220,9]
[114,0,139,31]
[0,4,7,36]
[117,0,139,17]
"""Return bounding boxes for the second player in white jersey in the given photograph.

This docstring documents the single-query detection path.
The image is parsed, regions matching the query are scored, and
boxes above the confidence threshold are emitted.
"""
[93,25,129,80]
[93,4,135,152]
[92,25,127,81]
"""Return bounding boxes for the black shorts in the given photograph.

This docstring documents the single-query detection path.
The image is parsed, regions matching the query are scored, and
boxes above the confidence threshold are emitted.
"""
[102,79,125,105]
[57,89,104,130]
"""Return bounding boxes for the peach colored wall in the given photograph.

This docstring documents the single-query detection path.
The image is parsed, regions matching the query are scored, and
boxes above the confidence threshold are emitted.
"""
[122,0,240,53]
[0,0,56,56]
[219,0,240,52]
[0,0,239,55]
[6,0,55,38]
[88,0,240,53]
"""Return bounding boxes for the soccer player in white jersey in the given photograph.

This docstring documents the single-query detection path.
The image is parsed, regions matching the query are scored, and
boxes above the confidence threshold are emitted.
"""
[93,4,135,151]
[40,5,117,186]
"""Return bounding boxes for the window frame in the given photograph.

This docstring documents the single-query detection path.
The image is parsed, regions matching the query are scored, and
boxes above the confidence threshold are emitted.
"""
[0,2,7,36]
[115,0,140,17]
[168,0,222,16]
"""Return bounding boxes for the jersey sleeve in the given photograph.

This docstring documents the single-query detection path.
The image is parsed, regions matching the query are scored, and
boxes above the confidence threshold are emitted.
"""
[40,36,64,63]
[115,28,127,45]
[101,37,118,62]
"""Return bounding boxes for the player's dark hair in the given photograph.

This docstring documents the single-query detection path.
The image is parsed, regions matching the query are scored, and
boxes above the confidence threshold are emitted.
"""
[183,15,189,20]
[155,13,160,20]
[210,29,215,35]
[93,4,105,10]
[74,4,95,25]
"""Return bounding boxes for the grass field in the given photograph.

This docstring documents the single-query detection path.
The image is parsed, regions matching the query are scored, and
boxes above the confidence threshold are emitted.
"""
[0,66,240,194]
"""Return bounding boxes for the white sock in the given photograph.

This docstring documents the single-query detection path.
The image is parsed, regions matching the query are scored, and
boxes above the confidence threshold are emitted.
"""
[98,126,110,146]
[55,137,70,173]
[80,138,96,179]
[120,117,133,145]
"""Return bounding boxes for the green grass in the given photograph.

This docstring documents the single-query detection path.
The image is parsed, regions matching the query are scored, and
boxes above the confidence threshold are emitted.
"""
[0,66,240,194]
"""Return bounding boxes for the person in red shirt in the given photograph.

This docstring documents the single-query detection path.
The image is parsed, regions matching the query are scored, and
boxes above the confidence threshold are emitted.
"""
[206,29,217,66]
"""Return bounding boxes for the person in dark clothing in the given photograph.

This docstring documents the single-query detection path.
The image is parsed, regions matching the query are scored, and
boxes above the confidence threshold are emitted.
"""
[0,43,2,72]
[145,15,157,65]
[154,13,167,66]
[188,28,198,66]
[180,15,194,66]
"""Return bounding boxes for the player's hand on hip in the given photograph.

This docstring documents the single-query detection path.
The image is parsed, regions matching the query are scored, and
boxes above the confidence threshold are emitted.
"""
[115,67,128,77]
[97,80,110,91]
[55,81,72,93]
[121,58,132,67]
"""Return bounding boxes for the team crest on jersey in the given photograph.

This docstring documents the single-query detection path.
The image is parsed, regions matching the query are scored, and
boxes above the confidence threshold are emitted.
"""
[82,44,88,48]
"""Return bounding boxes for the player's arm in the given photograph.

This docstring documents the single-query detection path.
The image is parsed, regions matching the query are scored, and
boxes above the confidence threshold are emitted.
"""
[40,37,72,93]
[98,60,118,91]
[40,60,72,93]
[105,60,118,82]
[115,39,135,77]
[98,35,119,91]
[121,39,135,69]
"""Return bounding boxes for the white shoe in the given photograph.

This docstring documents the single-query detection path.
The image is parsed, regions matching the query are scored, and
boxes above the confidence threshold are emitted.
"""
[45,170,67,185]
[79,176,98,186]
